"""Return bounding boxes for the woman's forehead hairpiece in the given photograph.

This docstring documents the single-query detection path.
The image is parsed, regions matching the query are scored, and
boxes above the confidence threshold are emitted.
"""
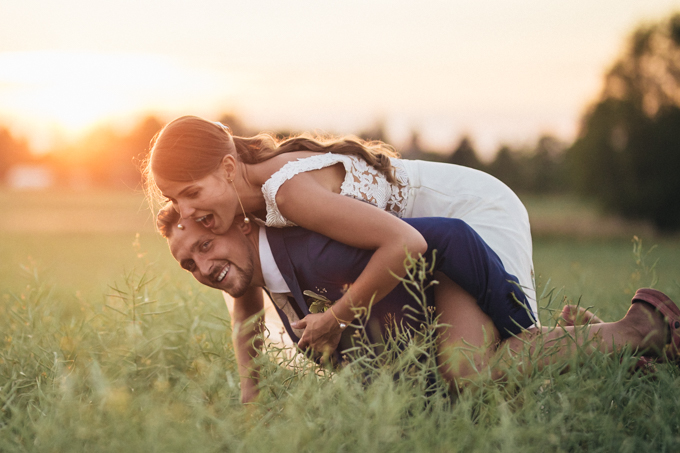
[214,121,231,133]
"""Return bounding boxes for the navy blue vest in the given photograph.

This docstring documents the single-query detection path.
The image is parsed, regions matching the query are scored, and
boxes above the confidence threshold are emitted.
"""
[265,217,534,351]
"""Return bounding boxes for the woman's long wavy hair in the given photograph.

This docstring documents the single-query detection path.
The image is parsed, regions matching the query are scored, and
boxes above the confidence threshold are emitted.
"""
[143,115,400,207]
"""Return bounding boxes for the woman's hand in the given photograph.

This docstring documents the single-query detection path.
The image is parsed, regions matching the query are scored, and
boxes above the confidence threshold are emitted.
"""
[292,312,345,354]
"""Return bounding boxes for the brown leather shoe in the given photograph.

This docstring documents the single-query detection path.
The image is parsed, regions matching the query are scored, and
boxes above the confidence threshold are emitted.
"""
[632,288,680,362]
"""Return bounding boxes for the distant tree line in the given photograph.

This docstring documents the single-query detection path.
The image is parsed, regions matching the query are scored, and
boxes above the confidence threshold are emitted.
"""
[566,12,680,231]
[0,114,569,196]
[0,117,164,190]
[1,12,678,230]
[392,131,570,195]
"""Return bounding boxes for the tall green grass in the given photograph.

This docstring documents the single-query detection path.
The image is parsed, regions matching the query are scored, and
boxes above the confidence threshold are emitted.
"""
[533,236,680,325]
[2,189,680,451]
[2,241,680,452]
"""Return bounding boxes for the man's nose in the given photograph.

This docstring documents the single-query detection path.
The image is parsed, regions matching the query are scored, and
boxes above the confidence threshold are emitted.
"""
[196,257,212,278]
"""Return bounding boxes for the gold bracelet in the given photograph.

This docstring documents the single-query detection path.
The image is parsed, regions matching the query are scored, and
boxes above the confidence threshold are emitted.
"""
[329,306,349,329]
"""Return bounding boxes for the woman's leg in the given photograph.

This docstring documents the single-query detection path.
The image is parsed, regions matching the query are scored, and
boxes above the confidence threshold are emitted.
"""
[434,274,670,388]
[559,305,604,326]
[501,300,668,372]
[434,272,502,389]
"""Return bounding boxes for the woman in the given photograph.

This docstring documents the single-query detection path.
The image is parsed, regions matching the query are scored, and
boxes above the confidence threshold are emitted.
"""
[144,115,535,355]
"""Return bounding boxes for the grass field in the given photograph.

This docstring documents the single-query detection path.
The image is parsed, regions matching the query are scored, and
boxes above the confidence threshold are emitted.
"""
[2,189,680,452]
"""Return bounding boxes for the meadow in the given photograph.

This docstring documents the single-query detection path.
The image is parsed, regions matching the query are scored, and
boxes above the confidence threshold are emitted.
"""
[1,189,680,452]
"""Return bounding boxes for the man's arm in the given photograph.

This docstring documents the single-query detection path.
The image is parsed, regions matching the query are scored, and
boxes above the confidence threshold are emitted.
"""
[231,286,265,404]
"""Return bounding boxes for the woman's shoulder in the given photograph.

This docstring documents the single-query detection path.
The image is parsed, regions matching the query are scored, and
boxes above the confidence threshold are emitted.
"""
[261,153,347,211]
[252,151,314,183]
[261,152,354,227]
[262,150,315,169]
[275,151,355,166]
[263,152,356,182]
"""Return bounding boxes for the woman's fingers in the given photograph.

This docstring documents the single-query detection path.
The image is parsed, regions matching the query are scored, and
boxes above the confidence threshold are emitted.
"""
[291,319,307,329]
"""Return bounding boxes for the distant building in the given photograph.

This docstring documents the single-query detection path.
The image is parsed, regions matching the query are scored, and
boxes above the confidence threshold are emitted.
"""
[5,164,55,189]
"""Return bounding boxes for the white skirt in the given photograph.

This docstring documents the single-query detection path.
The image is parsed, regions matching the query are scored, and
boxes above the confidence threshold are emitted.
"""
[399,159,537,317]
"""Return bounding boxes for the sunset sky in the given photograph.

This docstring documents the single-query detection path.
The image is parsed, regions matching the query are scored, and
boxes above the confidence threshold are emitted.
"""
[1,0,679,156]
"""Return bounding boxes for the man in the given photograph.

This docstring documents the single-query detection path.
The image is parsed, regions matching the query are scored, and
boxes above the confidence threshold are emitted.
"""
[158,208,679,404]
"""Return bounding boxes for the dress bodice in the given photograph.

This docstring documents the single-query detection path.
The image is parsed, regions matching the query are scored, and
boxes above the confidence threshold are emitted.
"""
[262,153,410,227]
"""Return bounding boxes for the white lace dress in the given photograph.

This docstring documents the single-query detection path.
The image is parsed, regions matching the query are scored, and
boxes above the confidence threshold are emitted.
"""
[261,153,536,315]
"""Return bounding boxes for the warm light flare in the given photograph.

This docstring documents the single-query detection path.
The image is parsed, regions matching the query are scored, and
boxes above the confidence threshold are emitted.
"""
[0,51,230,150]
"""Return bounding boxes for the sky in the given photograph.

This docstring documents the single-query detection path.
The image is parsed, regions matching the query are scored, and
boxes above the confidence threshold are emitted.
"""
[1,0,679,156]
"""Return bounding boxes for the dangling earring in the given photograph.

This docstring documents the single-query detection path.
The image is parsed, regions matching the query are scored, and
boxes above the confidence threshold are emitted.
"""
[229,178,250,224]
[177,223,185,230]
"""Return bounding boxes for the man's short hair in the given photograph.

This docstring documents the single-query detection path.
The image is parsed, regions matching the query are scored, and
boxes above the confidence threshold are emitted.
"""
[157,202,180,239]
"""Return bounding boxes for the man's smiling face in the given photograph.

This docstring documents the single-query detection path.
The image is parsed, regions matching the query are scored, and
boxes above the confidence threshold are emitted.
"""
[169,218,257,298]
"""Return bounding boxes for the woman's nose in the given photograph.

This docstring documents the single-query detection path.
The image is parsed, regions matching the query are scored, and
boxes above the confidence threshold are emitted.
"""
[177,200,196,219]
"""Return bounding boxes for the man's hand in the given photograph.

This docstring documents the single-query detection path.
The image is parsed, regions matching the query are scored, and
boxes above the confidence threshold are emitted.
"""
[240,378,260,405]
[292,312,344,354]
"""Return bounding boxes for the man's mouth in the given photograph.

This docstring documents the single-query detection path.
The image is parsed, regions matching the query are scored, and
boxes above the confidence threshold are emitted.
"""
[216,264,230,282]
[195,214,215,229]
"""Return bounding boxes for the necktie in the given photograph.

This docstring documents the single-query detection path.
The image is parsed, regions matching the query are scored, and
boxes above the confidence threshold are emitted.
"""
[269,292,305,338]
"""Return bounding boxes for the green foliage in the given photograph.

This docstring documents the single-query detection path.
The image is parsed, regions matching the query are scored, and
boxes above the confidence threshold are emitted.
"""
[2,189,680,451]
[567,13,680,230]
[2,240,680,452]
[1,263,242,452]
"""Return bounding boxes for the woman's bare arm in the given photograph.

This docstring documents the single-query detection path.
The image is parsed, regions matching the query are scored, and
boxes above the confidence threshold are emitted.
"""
[276,171,427,352]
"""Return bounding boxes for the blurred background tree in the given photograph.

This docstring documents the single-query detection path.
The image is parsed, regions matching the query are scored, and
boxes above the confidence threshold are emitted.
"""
[486,145,525,191]
[447,136,484,171]
[483,135,569,195]
[567,13,680,230]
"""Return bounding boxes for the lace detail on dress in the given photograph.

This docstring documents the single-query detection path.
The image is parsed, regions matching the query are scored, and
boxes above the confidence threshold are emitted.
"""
[262,153,409,228]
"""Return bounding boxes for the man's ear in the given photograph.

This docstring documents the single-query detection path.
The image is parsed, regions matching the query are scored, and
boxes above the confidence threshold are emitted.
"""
[236,215,253,235]
[221,154,237,180]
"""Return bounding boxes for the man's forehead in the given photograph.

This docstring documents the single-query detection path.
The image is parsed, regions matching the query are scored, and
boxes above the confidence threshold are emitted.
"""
[169,222,211,259]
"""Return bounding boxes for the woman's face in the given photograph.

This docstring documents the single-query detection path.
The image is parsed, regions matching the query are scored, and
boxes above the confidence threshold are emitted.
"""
[155,169,237,235]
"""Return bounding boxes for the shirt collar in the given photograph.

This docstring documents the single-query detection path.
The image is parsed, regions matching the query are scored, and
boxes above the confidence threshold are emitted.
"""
[258,226,291,294]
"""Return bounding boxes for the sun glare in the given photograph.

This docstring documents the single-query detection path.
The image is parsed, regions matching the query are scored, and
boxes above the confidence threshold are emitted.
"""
[0,51,228,149]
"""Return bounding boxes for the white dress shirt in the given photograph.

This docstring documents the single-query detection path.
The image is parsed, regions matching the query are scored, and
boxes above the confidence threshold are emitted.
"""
[258,226,304,337]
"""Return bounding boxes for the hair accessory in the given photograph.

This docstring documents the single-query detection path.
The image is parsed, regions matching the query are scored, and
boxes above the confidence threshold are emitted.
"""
[177,223,185,230]
[214,121,231,133]
[229,179,250,224]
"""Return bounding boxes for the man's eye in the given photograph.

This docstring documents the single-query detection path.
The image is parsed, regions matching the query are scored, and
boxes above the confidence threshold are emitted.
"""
[183,260,195,272]
[200,241,211,250]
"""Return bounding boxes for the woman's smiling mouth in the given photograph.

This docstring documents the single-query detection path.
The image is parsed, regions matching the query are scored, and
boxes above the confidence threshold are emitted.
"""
[195,214,215,229]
